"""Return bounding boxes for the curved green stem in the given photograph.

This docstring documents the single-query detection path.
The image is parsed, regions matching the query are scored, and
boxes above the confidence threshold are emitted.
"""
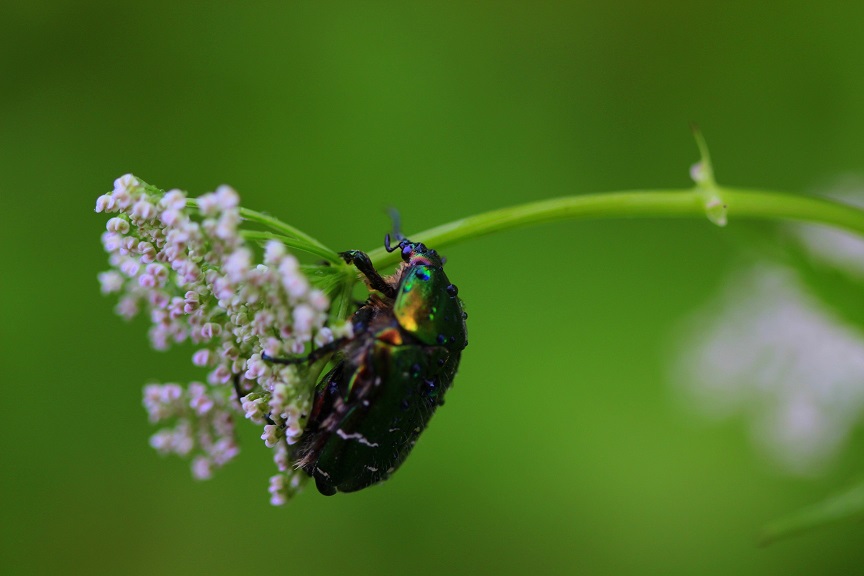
[365,187,864,268]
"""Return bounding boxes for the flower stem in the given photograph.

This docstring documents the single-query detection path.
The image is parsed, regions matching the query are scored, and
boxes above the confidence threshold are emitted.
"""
[237,208,339,264]
[364,187,864,269]
[183,197,343,265]
[240,230,341,265]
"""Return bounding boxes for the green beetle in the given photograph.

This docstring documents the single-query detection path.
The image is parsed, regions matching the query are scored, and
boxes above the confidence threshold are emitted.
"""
[293,235,467,495]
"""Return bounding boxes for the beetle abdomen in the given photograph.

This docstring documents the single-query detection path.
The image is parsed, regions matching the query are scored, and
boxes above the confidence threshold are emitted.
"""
[303,340,458,494]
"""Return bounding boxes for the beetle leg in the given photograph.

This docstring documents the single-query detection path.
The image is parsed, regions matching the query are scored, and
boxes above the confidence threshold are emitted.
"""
[339,250,397,299]
[262,337,348,366]
[232,374,245,406]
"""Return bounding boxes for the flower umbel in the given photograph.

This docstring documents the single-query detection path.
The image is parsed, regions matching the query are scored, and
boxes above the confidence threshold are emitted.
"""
[96,174,347,503]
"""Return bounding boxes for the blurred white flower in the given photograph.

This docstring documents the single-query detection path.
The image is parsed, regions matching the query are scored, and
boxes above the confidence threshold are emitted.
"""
[674,181,864,475]
[674,263,864,475]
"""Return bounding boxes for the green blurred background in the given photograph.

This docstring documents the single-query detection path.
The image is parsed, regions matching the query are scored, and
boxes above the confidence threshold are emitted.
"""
[3,1,864,574]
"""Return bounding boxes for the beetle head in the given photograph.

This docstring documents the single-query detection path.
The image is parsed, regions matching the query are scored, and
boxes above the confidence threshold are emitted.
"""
[384,236,444,268]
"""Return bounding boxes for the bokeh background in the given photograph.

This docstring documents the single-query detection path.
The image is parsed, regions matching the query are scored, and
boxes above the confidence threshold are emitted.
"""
[3,1,864,574]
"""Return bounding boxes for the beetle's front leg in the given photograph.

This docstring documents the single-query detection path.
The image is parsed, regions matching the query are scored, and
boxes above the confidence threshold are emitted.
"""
[339,250,397,299]
[261,337,348,366]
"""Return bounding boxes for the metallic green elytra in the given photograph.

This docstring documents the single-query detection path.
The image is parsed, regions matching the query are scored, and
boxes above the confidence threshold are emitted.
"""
[294,235,468,495]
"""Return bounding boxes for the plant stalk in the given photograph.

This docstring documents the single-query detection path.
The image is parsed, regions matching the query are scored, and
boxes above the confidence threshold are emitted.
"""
[364,187,864,268]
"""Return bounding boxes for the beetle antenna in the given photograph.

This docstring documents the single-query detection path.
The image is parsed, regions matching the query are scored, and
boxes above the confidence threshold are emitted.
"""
[386,207,406,244]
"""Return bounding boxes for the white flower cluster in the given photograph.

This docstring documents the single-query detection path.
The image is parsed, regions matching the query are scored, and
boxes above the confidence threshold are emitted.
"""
[96,174,336,502]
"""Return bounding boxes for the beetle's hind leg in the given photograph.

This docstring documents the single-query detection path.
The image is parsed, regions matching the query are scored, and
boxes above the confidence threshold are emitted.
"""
[339,250,397,299]
[232,374,245,406]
